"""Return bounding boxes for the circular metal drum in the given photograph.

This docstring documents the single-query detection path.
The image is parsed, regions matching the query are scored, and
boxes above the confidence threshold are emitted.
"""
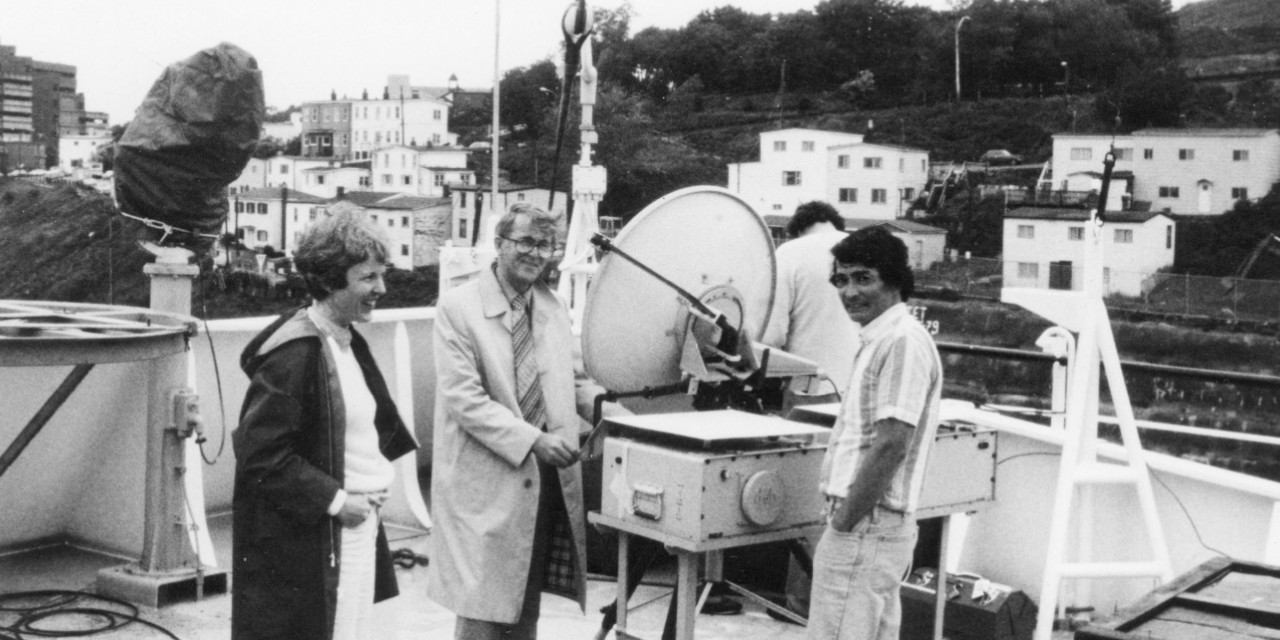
[0,300,197,367]
[581,187,775,391]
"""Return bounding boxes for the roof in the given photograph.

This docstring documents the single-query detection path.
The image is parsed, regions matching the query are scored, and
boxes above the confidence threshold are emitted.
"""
[1132,128,1278,138]
[333,191,409,207]
[1005,207,1170,223]
[302,166,366,173]
[845,218,947,234]
[451,182,537,193]
[365,196,450,210]
[829,141,928,154]
[1066,170,1134,179]
[238,187,328,203]
[421,166,471,171]
[370,144,467,154]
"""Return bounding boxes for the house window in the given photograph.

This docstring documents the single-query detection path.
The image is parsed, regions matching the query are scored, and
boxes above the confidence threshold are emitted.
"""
[1070,148,1092,161]
[1232,187,1249,200]
[773,141,786,152]
[1068,226,1084,240]
[382,175,392,185]
[458,219,468,238]
[1114,148,1132,161]
[402,216,409,227]
[1166,225,1172,249]
[921,159,926,171]
[837,155,849,168]
[388,218,394,227]
[783,171,801,186]
[871,189,887,203]
[461,192,467,207]
[1179,148,1194,160]
[517,193,526,201]
[434,175,445,187]
[403,176,413,186]
[1233,150,1249,161]
[310,210,317,220]
[1114,229,1133,243]
[401,244,409,256]
[1158,186,1180,198]
[258,203,268,214]
[772,204,782,210]
[864,157,882,169]
[838,188,857,203]
[1018,262,1039,280]
[235,201,243,213]
[1143,148,1154,159]
[317,175,325,185]
[460,174,470,184]
[281,165,289,174]
[257,230,268,241]
[372,215,378,223]
[432,134,441,144]
[433,110,442,121]
[899,158,905,172]
[1017,225,1034,239]
[902,188,914,201]
[802,141,815,152]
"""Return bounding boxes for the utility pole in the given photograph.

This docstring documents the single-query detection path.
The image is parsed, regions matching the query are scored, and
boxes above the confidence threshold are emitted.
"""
[955,16,971,101]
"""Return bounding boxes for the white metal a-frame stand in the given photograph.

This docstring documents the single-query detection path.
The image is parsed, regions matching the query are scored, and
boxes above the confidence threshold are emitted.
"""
[1002,154,1174,640]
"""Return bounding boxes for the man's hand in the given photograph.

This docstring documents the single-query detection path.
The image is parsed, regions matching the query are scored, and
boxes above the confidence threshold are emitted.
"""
[532,432,580,468]
[336,494,374,528]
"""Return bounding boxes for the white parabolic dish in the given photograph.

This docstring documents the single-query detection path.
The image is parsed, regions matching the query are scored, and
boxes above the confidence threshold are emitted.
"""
[581,186,776,391]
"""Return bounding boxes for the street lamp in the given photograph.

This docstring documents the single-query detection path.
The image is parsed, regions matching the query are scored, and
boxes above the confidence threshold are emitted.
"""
[1061,60,1070,96]
[955,16,971,101]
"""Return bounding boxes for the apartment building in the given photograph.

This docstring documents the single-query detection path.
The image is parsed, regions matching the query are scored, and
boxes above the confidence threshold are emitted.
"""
[447,183,567,246]
[1051,129,1280,215]
[727,128,929,220]
[225,187,329,253]
[324,193,453,269]
[1003,208,1176,296]
[372,145,472,197]
[2,39,105,168]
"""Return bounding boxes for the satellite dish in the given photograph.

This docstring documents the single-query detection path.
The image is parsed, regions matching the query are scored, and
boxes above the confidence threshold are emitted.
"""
[581,186,776,392]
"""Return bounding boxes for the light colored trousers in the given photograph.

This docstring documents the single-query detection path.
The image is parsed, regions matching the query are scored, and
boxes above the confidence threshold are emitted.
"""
[807,506,917,640]
[332,512,379,640]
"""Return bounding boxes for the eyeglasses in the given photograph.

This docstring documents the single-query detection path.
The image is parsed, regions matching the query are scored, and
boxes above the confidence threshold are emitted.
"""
[829,270,878,289]
[499,235,563,257]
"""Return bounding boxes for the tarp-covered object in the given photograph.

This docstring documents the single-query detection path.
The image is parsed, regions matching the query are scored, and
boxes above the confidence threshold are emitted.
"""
[114,42,264,236]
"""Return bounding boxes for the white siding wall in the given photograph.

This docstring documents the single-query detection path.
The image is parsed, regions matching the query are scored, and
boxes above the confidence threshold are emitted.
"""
[828,144,930,220]
[1002,216,1175,296]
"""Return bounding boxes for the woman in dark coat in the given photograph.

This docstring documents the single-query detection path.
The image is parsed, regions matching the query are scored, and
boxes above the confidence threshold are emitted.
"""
[232,211,417,640]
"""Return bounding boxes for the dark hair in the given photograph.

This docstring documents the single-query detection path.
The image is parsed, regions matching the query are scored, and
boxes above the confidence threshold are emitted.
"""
[831,226,914,301]
[787,201,845,239]
[294,210,390,300]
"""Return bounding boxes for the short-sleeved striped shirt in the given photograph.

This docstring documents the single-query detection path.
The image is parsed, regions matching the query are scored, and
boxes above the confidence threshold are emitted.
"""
[820,302,943,513]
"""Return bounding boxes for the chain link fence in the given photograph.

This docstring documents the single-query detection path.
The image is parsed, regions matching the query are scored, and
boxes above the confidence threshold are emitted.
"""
[917,257,1280,325]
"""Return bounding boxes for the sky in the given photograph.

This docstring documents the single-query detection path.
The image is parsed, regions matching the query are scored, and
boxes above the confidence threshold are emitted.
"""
[5,0,1196,125]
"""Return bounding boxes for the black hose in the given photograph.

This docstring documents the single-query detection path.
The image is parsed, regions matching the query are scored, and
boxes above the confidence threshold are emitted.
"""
[0,590,182,639]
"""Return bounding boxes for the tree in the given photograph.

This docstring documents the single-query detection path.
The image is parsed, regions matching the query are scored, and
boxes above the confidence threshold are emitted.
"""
[1093,61,1192,131]
[499,60,560,140]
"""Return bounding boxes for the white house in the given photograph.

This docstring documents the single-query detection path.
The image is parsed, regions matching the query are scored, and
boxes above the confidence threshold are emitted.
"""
[1050,129,1280,215]
[58,134,112,173]
[324,193,453,270]
[349,97,455,161]
[300,166,371,199]
[371,145,472,197]
[252,155,342,190]
[228,157,268,194]
[263,112,302,142]
[1002,207,1176,296]
[762,215,947,269]
[447,183,568,247]
[225,187,329,253]
[727,128,929,220]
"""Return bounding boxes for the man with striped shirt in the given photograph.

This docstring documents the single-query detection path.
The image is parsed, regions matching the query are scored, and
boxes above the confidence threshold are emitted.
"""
[808,226,943,640]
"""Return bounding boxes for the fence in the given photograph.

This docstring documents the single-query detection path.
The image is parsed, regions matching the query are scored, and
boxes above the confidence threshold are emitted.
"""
[918,256,1280,325]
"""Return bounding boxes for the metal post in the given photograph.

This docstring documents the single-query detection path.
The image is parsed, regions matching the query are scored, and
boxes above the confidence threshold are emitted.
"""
[954,17,970,101]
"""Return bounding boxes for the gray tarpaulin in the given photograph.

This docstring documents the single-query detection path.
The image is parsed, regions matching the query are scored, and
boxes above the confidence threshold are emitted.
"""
[114,42,264,236]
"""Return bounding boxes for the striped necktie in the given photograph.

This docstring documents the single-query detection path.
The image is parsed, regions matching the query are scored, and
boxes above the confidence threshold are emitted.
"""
[511,291,546,429]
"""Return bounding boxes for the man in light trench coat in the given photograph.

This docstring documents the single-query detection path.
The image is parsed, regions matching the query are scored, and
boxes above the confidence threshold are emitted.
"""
[428,202,626,640]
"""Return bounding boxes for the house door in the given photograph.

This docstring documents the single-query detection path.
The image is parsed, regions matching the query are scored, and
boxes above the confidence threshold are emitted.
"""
[914,240,925,268]
[1198,181,1213,214]
[1049,261,1073,290]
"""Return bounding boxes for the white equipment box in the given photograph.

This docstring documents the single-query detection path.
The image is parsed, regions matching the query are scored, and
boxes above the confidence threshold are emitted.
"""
[599,410,828,548]
[787,403,997,519]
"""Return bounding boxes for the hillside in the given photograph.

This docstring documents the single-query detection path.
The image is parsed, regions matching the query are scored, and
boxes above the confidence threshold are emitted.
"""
[1178,0,1280,58]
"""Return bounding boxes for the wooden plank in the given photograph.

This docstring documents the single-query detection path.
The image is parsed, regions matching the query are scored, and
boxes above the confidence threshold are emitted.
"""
[1134,606,1280,640]
[1086,556,1234,632]
[1180,593,1280,627]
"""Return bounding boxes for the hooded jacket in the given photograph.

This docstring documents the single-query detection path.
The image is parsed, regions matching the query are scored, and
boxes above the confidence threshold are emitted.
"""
[232,307,417,640]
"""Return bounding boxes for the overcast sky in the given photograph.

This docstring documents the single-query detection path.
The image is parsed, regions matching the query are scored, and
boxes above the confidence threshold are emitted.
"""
[5,0,1195,125]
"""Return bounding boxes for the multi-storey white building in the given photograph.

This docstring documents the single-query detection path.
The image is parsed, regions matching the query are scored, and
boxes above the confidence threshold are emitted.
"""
[225,187,329,253]
[239,155,341,191]
[349,98,455,161]
[1050,129,1280,216]
[57,133,111,173]
[228,157,268,193]
[727,128,930,220]
[446,183,568,247]
[1002,208,1176,296]
[325,192,453,270]
[371,145,472,197]
[300,166,370,199]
